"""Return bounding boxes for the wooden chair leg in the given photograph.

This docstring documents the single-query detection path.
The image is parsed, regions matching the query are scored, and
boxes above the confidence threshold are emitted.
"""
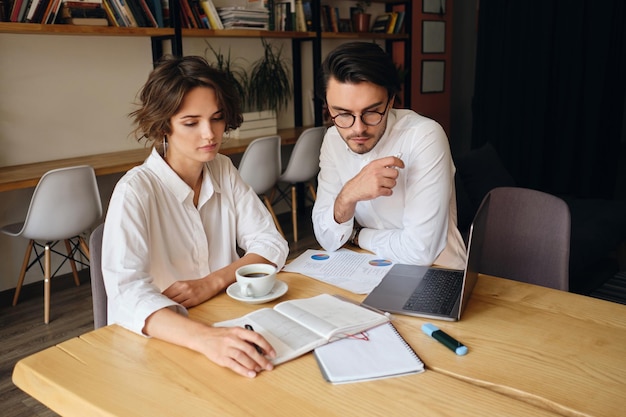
[44,244,51,324]
[65,239,81,287]
[291,185,298,242]
[308,182,317,200]
[263,195,285,238]
[79,235,91,260]
[13,240,34,306]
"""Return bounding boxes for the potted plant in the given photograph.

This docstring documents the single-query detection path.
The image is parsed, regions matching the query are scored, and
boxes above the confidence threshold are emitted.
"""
[240,38,292,139]
[204,42,248,103]
[205,39,292,139]
[352,1,372,32]
[247,38,292,114]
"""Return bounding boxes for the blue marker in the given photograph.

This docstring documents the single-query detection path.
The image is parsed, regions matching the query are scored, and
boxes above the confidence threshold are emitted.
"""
[422,323,468,356]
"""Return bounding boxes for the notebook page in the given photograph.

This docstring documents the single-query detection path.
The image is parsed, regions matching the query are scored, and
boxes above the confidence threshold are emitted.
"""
[314,322,425,384]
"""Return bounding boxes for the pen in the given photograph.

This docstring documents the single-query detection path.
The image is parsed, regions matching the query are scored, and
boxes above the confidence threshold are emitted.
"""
[421,323,468,356]
[244,324,264,354]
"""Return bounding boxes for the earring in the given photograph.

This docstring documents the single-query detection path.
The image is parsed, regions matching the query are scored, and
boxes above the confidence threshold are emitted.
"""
[163,136,168,158]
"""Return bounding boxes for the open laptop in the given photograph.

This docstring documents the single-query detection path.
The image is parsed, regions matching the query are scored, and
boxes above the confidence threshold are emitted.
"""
[361,194,490,321]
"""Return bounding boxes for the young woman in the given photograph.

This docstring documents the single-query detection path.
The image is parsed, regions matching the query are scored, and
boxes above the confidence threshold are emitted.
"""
[102,55,288,378]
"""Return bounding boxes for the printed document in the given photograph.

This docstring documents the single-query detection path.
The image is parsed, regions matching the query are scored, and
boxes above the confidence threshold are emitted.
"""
[282,249,394,294]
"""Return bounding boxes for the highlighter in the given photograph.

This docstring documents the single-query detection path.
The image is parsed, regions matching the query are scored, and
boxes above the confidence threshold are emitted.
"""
[421,323,468,356]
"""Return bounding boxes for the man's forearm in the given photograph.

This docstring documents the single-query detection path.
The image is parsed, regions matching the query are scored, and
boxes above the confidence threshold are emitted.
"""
[333,190,357,224]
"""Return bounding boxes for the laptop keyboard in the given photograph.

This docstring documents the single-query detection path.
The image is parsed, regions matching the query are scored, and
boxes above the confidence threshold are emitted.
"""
[403,269,464,315]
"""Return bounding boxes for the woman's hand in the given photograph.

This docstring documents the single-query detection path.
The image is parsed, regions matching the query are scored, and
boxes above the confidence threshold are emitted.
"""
[163,278,215,308]
[195,325,277,378]
[144,308,276,378]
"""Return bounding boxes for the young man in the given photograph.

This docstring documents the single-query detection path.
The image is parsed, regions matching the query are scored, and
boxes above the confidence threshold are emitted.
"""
[312,42,466,270]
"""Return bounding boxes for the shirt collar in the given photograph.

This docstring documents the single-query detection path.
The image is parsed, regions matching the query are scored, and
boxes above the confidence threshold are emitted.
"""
[145,148,221,204]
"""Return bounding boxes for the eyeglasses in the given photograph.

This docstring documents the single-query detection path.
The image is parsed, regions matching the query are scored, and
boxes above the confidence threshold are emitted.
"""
[328,98,391,129]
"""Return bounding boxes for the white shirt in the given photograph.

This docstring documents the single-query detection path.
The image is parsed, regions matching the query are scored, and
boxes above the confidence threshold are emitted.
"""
[312,109,467,270]
[102,148,288,334]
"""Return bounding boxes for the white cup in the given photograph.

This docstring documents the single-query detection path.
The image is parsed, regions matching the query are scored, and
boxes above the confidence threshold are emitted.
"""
[235,264,277,298]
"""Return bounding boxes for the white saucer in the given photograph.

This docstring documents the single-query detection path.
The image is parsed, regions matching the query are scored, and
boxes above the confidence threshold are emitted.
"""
[226,280,288,304]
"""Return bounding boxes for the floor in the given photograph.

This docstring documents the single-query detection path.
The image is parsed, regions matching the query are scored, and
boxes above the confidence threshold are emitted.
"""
[0,208,319,417]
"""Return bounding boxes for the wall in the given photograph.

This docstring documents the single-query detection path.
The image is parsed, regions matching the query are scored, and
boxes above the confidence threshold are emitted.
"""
[0,1,446,294]
[0,33,303,293]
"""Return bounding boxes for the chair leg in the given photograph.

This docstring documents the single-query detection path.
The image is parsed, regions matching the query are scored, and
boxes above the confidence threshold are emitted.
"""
[291,185,298,242]
[13,240,34,306]
[44,243,51,324]
[65,239,81,287]
[308,182,317,200]
[79,235,91,260]
[263,195,285,238]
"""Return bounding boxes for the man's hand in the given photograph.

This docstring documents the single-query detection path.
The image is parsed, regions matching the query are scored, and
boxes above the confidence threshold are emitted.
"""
[334,155,404,224]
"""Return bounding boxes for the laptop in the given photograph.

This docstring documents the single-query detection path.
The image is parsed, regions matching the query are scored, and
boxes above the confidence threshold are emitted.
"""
[361,194,490,321]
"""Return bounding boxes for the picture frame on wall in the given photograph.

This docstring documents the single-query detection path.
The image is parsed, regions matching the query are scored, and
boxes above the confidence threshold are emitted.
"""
[422,21,445,53]
[423,0,446,14]
[421,60,445,93]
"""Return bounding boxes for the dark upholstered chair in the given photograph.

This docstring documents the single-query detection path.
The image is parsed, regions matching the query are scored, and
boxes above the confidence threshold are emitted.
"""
[475,187,570,291]
[454,143,626,293]
[88,223,107,329]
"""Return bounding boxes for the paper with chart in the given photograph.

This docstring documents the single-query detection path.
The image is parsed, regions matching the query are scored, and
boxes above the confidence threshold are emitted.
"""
[282,249,394,294]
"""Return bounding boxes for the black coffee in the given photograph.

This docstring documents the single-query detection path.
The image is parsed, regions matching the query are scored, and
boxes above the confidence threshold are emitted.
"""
[243,273,269,278]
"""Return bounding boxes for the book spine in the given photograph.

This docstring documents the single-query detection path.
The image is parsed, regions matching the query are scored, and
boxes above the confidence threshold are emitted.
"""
[205,0,221,29]
[137,0,157,27]
[145,0,161,27]
[266,0,274,30]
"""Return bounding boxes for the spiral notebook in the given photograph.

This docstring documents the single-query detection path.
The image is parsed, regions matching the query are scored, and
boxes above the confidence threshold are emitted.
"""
[313,322,425,384]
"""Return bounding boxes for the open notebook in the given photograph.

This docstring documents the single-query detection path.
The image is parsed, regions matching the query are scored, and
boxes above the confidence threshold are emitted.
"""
[314,322,424,384]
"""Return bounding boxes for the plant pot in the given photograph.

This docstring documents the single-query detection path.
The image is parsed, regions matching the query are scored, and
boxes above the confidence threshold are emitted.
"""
[352,13,371,33]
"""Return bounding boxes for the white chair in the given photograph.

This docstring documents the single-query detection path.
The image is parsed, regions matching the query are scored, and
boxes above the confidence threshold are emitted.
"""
[0,165,103,323]
[237,135,284,237]
[272,126,326,242]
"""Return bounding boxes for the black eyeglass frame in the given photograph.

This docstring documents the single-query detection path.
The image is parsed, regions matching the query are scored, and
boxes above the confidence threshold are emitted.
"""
[328,97,392,129]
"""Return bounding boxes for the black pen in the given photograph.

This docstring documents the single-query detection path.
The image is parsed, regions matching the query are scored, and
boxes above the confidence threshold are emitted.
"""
[244,324,264,354]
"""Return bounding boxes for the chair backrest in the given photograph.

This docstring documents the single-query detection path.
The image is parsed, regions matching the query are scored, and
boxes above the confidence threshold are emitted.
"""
[21,165,103,241]
[279,126,326,183]
[476,187,571,291]
[89,223,107,329]
[238,135,281,195]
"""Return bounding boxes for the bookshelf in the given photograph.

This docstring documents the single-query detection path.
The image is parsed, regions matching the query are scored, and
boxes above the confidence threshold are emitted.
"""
[0,0,413,128]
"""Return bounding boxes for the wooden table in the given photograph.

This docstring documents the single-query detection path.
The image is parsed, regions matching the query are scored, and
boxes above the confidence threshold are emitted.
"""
[0,126,307,192]
[13,272,626,416]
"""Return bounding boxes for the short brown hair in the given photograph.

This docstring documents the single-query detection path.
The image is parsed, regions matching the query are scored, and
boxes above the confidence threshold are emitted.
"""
[129,55,243,146]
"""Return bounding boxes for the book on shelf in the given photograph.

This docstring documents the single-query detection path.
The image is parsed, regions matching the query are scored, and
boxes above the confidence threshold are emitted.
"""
[200,0,222,29]
[44,0,64,23]
[112,0,137,27]
[386,11,398,34]
[145,0,162,27]
[314,322,425,384]
[213,294,390,365]
[136,0,158,27]
[218,5,268,30]
[301,0,312,31]
[294,0,305,31]
[393,10,405,33]
[64,16,107,24]
[371,12,391,33]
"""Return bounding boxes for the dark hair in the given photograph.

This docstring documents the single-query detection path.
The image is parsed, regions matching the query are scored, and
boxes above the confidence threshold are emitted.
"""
[317,42,401,102]
[129,55,243,145]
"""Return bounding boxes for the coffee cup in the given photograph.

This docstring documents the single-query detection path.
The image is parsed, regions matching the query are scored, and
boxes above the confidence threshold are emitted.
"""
[235,264,277,298]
